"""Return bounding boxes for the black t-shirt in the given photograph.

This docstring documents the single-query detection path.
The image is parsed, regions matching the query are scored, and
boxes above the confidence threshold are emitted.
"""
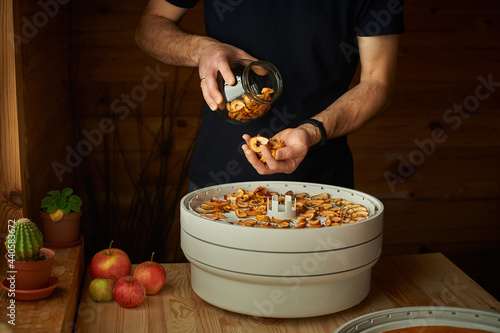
[167,0,404,188]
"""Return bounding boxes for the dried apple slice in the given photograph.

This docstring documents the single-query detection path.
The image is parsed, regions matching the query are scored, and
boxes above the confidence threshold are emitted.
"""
[249,135,270,153]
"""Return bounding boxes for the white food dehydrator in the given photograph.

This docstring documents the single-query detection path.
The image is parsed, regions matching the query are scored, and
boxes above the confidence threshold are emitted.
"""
[180,181,384,318]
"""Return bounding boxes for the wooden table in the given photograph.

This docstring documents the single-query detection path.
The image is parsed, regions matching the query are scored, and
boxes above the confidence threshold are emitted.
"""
[74,253,500,333]
[0,241,84,333]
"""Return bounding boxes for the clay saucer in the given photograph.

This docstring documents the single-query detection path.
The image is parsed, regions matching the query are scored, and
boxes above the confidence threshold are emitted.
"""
[44,234,83,249]
[1,276,59,301]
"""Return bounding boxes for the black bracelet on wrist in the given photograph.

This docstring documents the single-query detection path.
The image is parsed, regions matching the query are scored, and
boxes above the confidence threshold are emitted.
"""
[299,119,328,148]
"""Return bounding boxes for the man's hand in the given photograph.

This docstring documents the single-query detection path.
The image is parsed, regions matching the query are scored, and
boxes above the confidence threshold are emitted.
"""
[136,0,256,110]
[198,43,256,111]
[242,127,313,175]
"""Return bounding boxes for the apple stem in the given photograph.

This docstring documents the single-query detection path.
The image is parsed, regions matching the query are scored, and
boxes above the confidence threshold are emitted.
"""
[108,240,114,254]
[150,252,155,263]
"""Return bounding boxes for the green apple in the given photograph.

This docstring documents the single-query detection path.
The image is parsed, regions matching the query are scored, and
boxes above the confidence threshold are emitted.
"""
[89,278,115,302]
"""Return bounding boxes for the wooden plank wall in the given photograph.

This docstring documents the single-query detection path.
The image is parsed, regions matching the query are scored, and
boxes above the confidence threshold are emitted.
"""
[350,0,500,298]
[0,0,74,249]
[70,0,205,263]
[16,0,74,222]
[67,0,499,299]
[0,0,24,234]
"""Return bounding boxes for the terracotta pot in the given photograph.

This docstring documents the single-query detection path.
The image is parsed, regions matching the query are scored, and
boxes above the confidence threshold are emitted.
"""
[5,248,55,290]
[41,210,82,244]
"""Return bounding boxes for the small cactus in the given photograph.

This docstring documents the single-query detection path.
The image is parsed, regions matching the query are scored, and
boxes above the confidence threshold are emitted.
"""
[6,218,44,262]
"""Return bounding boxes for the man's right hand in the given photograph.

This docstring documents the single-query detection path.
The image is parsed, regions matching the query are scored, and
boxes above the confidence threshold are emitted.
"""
[197,42,256,110]
[136,0,255,110]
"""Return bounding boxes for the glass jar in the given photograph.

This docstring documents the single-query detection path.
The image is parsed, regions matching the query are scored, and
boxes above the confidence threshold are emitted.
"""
[216,59,283,124]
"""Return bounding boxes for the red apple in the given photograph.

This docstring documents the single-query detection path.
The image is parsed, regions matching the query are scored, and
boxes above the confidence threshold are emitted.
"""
[89,278,115,302]
[133,252,167,295]
[113,276,145,308]
[90,241,131,282]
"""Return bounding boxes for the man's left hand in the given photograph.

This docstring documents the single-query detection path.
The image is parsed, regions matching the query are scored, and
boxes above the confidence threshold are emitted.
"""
[242,127,311,175]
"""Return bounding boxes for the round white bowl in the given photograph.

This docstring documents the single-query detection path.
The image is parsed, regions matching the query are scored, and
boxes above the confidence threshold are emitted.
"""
[180,181,384,318]
[335,306,500,332]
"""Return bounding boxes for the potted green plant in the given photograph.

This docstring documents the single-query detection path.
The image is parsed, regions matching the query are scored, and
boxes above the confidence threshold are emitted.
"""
[4,218,55,290]
[40,187,83,245]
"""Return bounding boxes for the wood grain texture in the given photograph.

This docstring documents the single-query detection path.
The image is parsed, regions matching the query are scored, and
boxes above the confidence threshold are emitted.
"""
[352,0,500,299]
[74,253,500,333]
[9,0,75,223]
[0,241,85,333]
[0,0,24,236]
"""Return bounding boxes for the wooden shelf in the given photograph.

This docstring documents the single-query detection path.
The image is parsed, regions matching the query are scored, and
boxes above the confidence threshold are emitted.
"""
[0,241,84,333]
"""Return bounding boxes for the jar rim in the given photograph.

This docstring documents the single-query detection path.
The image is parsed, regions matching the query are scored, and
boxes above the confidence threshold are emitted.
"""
[242,60,283,104]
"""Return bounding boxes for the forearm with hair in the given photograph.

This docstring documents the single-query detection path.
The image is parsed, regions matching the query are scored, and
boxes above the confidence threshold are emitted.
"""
[302,78,393,146]
[135,14,217,67]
